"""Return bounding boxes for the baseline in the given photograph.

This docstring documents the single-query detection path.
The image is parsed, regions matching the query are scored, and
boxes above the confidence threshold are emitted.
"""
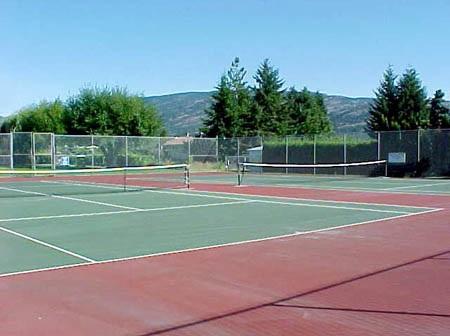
[0,207,441,278]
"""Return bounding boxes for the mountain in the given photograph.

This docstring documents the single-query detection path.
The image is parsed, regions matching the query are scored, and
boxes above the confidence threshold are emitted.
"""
[145,91,376,135]
[2,94,448,136]
[143,92,214,136]
[322,95,374,133]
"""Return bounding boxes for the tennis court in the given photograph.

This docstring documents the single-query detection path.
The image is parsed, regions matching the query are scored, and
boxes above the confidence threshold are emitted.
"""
[191,171,450,195]
[1,174,435,277]
[1,164,449,335]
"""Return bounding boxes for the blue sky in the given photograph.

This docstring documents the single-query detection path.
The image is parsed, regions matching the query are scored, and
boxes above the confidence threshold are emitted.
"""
[1,0,449,116]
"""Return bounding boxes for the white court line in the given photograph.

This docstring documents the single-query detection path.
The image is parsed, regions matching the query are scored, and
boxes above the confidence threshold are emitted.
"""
[383,181,450,191]
[31,174,444,208]
[251,199,411,214]
[10,176,439,212]
[236,182,450,196]
[0,207,442,278]
[0,225,95,263]
[136,188,420,214]
[0,185,142,211]
[0,209,139,223]
[34,179,437,211]
[53,195,141,210]
[0,200,257,223]
[157,188,436,210]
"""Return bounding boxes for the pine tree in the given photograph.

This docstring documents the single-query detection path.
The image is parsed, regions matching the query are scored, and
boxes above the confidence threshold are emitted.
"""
[310,92,332,134]
[285,88,332,135]
[201,75,234,137]
[396,68,429,129]
[252,59,286,135]
[367,66,399,131]
[201,58,253,137]
[429,89,450,128]
[227,57,253,136]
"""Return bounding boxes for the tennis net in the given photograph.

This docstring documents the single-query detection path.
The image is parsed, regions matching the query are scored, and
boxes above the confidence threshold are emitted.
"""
[237,160,387,186]
[0,164,190,198]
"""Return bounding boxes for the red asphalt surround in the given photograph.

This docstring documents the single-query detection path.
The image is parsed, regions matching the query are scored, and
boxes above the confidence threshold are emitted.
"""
[1,183,449,335]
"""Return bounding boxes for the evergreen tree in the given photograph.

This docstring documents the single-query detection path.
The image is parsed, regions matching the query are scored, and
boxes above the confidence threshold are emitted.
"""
[227,57,253,136]
[202,58,252,137]
[367,66,399,131]
[285,88,332,135]
[396,68,429,129]
[429,89,450,128]
[309,92,332,134]
[252,59,286,135]
[201,75,234,137]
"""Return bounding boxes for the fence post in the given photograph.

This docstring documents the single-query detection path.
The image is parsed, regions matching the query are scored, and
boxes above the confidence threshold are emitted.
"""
[10,132,14,169]
[343,134,347,175]
[51,133,56,170]
[125,136,129,167]
[237,137,240,163]
[260,135,263,164]
[31,132,36,170]
[158,137,161,164]
[417,129,421,162]
[187,135,191,164]
[285,136,289,174]
[91,135,95,168]
[377,131,381,160]
[215,136,219,165]
[313,134,317,175]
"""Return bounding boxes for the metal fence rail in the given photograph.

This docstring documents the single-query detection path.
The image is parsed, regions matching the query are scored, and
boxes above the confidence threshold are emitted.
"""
[0,129,449,176]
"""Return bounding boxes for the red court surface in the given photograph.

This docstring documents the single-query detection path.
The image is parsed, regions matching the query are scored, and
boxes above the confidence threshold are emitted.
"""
[1,184,449,335]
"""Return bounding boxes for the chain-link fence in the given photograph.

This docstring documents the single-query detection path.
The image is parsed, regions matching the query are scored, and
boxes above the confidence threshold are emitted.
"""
[34,133,53,169]
[419,129,450,176]
[0,133,12,169]
[0,130,449,176]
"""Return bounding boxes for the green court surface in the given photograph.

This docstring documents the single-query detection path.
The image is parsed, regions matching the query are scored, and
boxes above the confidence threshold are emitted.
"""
[0,182,434,277]
[192,172,450,195]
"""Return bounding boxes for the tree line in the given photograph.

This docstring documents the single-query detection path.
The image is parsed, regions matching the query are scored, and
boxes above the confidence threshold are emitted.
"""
[2,63,447,138]
[0,87,166,136]
[367,67,449,131]
[201,58,332,137]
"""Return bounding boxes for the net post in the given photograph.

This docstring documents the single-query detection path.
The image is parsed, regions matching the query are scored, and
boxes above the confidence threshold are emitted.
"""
[384,160,388,177]
[237,163,242,186]
[123,168,127,192]
[184,164,190,189]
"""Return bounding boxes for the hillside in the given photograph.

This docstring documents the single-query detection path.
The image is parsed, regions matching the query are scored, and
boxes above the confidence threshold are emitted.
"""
[143,92,213,136]
[2,94,447,136]
[145,92,375,135]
